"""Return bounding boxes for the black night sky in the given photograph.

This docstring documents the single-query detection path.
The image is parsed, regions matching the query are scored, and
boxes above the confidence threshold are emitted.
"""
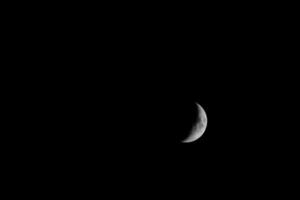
[5,1,295,197]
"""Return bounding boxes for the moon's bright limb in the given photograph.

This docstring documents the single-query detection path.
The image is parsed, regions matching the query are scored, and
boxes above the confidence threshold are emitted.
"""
[182,104,207,143]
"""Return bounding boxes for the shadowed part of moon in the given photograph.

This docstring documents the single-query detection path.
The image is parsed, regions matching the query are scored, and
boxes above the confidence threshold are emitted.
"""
[182,104,207,143]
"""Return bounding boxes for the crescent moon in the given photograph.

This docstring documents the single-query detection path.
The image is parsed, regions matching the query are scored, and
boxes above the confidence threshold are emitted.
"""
[182,104,207,143]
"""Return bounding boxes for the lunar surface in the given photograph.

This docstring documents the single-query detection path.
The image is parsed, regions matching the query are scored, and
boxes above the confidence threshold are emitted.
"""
[182,104,207,143]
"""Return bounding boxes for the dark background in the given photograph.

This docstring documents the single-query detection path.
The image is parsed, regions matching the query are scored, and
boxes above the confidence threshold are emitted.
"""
[4,3,297,196]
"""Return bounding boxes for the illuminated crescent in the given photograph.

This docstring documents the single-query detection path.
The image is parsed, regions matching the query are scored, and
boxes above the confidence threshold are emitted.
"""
[182,104,207,143]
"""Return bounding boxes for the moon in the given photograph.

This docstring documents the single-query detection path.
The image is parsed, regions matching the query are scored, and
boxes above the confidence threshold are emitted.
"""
[182,104,207,143]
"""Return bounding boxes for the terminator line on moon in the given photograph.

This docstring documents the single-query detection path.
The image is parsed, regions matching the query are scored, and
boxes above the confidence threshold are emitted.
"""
[182,104,207,143]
